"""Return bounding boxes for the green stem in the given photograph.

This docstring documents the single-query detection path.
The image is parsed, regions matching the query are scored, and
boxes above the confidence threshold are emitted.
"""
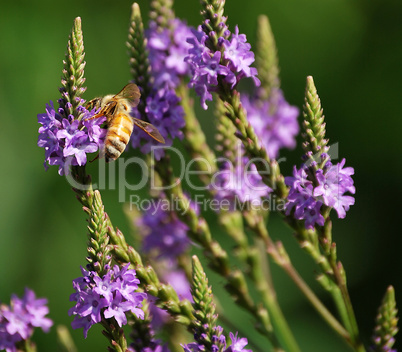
[282,260,350,342]
[331,263,365,352]
[57,325,78,352]
[247,215,354,348]
[319,219,365,352]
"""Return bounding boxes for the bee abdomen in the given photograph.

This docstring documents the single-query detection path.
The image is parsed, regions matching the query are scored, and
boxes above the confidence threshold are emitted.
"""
[104,114,134,162]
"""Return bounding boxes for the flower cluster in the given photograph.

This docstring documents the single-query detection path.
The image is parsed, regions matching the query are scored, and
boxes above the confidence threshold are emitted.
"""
[212,156,272,210]
[37,100,106,175]
[0,288,53,352]
[186,25,260,110]
[241,89,299,160]
[131,90,185,160]
[131,19,193,160]
[183,330,251,352]
[285,156,355,229]
[69,264,146,338]
[147,19,195,88]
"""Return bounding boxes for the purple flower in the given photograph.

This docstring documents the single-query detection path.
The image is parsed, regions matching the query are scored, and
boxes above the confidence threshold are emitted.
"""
[129,19,192,160]
[103,292,133,327]
[211,155,272,211]
[285,156,355,229]
[186,25,260,110]
[0,288,53,351]
[222,26,260,87]
[136,89,184,158]
[70,315,93,339]
[182,343,202,352]
[241,90,299,159]
[225,332,252,352]
[147,19,195,88]
[37,101,106,175]
[69,264,146,337]
[63,133,98,166]
[314,159,355,218]
[37,101,62,132]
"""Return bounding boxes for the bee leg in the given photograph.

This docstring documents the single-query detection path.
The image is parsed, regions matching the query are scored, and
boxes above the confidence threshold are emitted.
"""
[85,113,104,121]
[89,153,100,163]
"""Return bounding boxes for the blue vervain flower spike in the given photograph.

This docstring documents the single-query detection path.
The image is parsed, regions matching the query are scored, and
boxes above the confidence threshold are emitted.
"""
[215,88,346,350]
[148,0,216,179]
[187,255,226,352]
[69,190,148,351]
[371,286,399,352]
[37,17,105,177]
[284,76,364,352]
[187,0,288,199]
[182,256,253,352]
[128,2,186,160]
[286,76,355,232]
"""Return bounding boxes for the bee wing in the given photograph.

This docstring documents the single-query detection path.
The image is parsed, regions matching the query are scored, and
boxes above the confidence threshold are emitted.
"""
[133,118,165,144]
[114,83,141,107]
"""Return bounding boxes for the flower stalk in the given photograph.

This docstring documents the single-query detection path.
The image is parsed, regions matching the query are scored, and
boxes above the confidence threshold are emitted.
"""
[371,286,399,352]
[284,76,364,352]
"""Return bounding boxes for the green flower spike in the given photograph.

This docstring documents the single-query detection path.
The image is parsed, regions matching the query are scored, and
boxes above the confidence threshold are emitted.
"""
[84,190,112,276]
[127,3,152,117]
[372,286,399,352]
[149,0,175,30]
[200,0,228,47]
[302,76,330,172]
[255,15,280,102]
[190,255,225,352]
[59,17,86,119]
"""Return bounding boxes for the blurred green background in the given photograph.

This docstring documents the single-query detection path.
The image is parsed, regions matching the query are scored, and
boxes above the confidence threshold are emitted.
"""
[1,0,401,351]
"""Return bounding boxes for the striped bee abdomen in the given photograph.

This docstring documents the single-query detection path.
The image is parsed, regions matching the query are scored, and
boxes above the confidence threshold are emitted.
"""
[104,113,134,162]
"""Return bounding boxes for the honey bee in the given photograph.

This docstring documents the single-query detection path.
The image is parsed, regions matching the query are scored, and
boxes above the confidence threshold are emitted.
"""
[86,83,165,162]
